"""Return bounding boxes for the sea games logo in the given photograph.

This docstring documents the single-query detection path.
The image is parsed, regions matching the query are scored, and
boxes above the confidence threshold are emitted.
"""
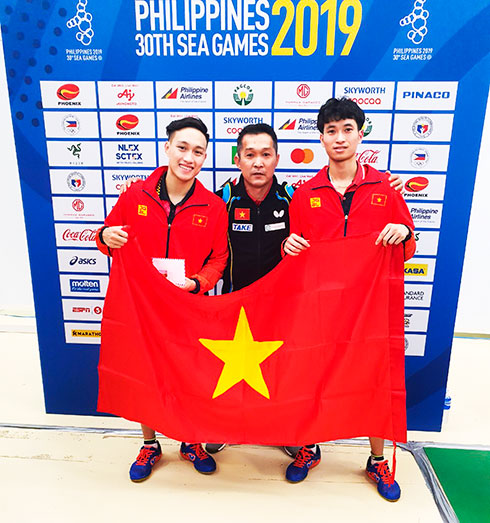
[233,84,253,106]
[412,116,433,139]
[362,116,373,137]
[116,114,140,136]
[57,84,81,106]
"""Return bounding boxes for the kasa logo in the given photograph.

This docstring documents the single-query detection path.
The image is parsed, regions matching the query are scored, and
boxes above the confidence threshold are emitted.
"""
[404,263,428,277]
[412,116,433,139]
[233,84,253,106]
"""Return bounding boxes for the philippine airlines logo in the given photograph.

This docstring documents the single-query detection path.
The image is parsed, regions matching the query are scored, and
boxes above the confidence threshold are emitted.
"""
[296,84,311,99]
[362,116,373,137]
[72,199,85,212]
[62,114,80,135]
[67,171,86,192]
[405,176,429,192]
[357,149,380,165]
[412,116,433,139]
[162,88,178,99]
[233,84,253,106]
[57,84,80,101]
[400,0,429,44]
[116,114,140,136]
[291,148,314,164]
[410,148,429,168]
[279,119,296,130]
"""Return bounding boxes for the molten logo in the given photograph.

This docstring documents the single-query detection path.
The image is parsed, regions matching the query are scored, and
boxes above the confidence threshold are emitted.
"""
[57,84,80,100]
[296,84,310,98]
[116,114,139,130]
[291,148,314,164]
[405,177,429,192]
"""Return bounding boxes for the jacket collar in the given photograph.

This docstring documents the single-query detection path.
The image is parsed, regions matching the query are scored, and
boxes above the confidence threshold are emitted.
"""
[312,163,381,190]
[235,174,279,203]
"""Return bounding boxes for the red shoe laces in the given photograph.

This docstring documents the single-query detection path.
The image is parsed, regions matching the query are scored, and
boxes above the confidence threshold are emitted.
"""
[135,447,155,465]
[189,444,208,460]
[294,447,314,467]
[374,460,394,486]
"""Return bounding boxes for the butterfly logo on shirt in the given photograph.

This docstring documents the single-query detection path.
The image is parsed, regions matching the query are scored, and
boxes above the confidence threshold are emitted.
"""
[273,210,285,218]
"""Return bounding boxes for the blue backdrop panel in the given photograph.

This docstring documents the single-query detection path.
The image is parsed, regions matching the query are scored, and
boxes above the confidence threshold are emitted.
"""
[1,0,489,429]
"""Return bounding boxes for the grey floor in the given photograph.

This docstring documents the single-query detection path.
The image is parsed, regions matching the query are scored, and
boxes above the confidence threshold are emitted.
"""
[1,315,489,522]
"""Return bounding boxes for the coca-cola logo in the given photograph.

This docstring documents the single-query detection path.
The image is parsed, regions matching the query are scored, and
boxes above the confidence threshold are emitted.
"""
[62,229,97,242]
[357,149,380,164]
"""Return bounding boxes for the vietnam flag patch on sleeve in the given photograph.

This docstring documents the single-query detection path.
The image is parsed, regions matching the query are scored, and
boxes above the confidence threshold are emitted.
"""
[192,214,208,227]
[371,194,387,207]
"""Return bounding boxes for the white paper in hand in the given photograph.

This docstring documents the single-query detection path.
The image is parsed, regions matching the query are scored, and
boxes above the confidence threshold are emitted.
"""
[152,258,186,287]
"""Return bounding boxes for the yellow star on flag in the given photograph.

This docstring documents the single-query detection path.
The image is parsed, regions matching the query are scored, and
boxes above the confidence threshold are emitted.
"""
[199,307,283,399]
[239,211,245,218]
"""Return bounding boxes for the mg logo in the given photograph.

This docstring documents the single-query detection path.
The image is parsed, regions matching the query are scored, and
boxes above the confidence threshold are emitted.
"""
[297,84,310,99]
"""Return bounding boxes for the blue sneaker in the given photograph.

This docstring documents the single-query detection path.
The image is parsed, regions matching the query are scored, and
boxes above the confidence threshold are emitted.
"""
[129,442,162,482]
[286,445,321,483]
[180,443,217,474]
[366,458,401,501]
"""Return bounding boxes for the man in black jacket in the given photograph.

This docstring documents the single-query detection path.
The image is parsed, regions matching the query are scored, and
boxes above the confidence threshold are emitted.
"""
[216,124,294,293]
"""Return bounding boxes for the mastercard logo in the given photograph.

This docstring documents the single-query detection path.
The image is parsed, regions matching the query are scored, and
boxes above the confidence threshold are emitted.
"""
[116,114,139,130]
[57,84,80,100]
[405,176,429,192]
[291,148,314,164]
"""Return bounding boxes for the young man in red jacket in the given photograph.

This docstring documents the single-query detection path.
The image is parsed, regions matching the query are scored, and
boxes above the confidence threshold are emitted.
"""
[96,117,229,481]
[283,98,415,501]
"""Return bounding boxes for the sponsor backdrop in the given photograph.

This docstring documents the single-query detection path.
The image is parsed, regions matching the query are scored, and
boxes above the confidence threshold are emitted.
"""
[1,1,489,430]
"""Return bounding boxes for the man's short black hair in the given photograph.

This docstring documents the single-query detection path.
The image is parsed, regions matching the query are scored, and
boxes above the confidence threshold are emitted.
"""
[236,123,278,156]
[166,117,209,144]
[317,97,365,132]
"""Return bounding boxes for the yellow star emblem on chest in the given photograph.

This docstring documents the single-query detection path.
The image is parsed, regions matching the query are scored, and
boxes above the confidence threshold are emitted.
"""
[199,307,283,399]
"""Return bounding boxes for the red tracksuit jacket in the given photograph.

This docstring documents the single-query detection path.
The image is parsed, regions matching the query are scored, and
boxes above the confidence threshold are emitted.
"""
[289,163,416,260]
[96,167,229,293]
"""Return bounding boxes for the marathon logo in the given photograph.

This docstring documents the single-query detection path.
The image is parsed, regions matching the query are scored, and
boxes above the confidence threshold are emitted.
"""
[71,329,101,338]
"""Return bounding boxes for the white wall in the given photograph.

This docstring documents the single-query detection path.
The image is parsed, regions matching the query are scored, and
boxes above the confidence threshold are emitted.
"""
[0,33,488,332]
[0,34,33,311]
[454,88,490,334]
